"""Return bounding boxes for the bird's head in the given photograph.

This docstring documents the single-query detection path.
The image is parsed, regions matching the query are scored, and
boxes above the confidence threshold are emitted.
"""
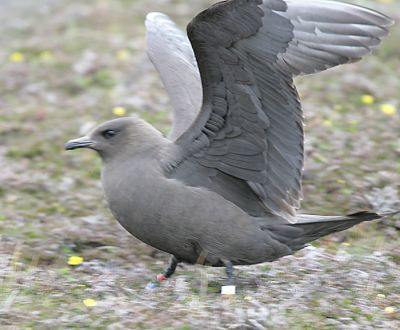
[65,116,163,162]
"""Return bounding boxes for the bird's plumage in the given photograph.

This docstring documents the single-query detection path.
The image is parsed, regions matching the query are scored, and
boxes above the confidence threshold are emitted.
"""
[66,0,396,277]
[145,12,202,140]
[150,0,392,222]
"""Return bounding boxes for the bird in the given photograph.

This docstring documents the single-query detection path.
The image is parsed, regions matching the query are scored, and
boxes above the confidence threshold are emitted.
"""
[65,0,396,293]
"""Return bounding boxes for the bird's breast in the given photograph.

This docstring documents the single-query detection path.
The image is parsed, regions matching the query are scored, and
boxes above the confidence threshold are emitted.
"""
[101,159,199,256]
[101,158,271,265]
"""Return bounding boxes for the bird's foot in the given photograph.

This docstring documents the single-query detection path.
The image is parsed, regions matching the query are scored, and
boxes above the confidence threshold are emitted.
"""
[145,273,169,290]
[146,255,180,290]
[156,273,168,282]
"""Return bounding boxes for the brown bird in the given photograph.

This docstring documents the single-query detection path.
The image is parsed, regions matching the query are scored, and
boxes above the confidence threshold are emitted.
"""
[65,0,396,293]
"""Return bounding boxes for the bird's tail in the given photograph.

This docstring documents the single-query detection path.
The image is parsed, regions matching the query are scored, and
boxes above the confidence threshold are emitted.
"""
[289,211,398,250]
[263,211,399,252]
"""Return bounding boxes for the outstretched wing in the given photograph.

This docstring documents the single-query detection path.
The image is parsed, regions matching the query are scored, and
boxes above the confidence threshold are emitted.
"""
[163,0,392,222]
[145,12,202,140]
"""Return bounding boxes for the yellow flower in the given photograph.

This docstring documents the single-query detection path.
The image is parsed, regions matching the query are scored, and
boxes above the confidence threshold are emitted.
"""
[83,299,97,307]
[361,95,375,105]
[113,106,127,116]
[380,104,397,116]
[384,306,396,314]
[341,242,350,247]
[323,119,333,128]
[116,49,130,61]
[9,52,25,63]
[377,294,386,300]
[40,51,54,61]
[68,256,84,266]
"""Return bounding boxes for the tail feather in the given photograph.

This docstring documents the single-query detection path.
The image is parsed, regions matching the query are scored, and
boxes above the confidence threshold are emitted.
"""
[295,211,389,224]
[263,211,399,252]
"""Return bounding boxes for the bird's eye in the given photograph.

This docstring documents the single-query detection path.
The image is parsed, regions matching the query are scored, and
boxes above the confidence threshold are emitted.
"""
[102,129,117,139]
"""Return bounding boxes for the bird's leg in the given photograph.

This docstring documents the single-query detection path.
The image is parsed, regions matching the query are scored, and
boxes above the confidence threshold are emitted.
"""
[221,260,236,295]
[224,260,235,285]
[156,255,179,282]
[146,255,180,289]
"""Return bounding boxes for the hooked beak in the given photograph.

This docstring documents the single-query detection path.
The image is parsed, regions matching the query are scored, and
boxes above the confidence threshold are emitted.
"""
[65,136,95,150]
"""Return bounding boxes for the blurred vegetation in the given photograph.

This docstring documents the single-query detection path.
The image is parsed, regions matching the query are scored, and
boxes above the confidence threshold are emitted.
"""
[0,0,399,328]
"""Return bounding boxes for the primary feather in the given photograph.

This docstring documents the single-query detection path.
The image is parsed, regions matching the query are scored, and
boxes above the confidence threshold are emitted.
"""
[146,12,202,140]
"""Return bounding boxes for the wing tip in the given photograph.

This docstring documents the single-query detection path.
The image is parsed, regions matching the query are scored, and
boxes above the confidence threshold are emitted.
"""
[371,10,395,29]
[285,0,395,28]
[146,12,166,20]
[378,210,400,218]
[145,12,172,28]
[384,16,396,28]
[363,6,395,28]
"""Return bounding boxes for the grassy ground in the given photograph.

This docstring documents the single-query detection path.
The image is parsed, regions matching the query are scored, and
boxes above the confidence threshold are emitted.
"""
[0,0,399,329]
